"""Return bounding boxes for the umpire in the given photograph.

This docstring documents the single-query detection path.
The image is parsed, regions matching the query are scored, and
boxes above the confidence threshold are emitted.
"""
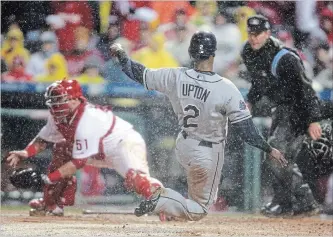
[241,15,323,216]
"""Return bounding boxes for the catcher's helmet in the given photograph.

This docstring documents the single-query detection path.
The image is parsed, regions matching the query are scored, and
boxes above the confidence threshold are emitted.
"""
[45,79,85,123]
[188,31,217,61]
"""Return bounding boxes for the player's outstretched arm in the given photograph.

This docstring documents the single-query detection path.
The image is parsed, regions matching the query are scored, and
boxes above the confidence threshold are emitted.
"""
[42,159,88,185]
[232,118,288,167]
[110,43,146,85]
[7,136,49,168]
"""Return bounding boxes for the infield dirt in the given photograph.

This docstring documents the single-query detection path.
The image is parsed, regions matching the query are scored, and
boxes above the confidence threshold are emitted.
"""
[1,207,332,236]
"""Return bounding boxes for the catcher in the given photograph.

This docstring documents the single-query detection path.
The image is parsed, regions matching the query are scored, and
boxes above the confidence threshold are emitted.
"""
[7,79,162,216]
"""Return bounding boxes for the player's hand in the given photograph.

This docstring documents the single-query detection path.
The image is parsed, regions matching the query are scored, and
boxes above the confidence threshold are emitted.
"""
[269,148,288,167]
[110,43,125,58]
[7,150,28,168]
[308,122,322,140]
[246,102,252,112]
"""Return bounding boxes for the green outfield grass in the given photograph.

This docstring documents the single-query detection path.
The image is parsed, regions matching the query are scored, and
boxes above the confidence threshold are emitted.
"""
[1,205,30,211]
[0,204,83,214]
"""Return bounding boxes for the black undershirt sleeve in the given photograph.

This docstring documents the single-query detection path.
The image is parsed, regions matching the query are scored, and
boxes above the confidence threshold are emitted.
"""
[320,100,333,120]
[117,52,146,85]
[277,54,321,124]
[232,118,272,153]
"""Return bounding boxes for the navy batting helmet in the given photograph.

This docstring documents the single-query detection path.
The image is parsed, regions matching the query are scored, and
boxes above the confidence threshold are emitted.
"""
[188,31,217,61]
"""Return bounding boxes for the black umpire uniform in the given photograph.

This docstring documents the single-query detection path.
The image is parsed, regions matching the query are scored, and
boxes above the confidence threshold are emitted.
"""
[241,15,322,215]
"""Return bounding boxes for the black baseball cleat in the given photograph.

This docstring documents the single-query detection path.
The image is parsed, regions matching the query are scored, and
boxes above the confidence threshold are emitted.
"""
[321,204,333,216]
[261,203,294,217]
[293,203,319,216]
[134,188,161,217]
[260,202,274,213]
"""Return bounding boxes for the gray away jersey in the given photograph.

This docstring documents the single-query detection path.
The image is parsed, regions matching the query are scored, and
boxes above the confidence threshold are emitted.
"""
[143,68,251,143]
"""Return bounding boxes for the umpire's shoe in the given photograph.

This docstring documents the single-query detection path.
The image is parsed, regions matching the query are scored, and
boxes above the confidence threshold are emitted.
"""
[134,188,162,217]
[261,202,294,217]
[321,204,333,216]
[293,203,319,216]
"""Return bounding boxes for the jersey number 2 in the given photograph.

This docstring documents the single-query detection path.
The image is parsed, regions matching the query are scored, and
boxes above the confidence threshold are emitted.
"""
[183,105,200,128]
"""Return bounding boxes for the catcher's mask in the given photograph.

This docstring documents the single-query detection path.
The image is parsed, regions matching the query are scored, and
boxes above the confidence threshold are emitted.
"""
[304,122,333,160]
[45,79,85,124]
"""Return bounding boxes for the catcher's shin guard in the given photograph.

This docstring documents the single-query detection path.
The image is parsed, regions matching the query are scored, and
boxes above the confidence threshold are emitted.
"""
[125,169,163,199]
[43,183,59,207]
[43,177,75,207]
[59,176,77,206]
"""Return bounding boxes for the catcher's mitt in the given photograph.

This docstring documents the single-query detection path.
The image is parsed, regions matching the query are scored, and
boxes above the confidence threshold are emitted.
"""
[9,168,44,191]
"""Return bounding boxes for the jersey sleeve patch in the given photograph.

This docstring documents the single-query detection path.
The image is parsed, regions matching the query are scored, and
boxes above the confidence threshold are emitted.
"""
[239,100,247,110]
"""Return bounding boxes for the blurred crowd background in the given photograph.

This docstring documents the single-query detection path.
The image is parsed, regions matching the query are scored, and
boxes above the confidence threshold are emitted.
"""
[1,1,332,211]
[1,1,332,88]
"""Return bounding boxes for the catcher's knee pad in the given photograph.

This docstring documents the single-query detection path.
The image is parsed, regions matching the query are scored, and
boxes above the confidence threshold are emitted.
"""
[59,176,77,206]
[124,169,163,199]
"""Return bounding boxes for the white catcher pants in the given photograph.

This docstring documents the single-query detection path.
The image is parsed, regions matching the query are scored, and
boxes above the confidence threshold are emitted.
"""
[86,129,149,177]
[153,132,225,221]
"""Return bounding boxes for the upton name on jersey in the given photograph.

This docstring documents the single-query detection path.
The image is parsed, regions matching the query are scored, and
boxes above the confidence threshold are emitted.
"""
[181,83,211,102]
